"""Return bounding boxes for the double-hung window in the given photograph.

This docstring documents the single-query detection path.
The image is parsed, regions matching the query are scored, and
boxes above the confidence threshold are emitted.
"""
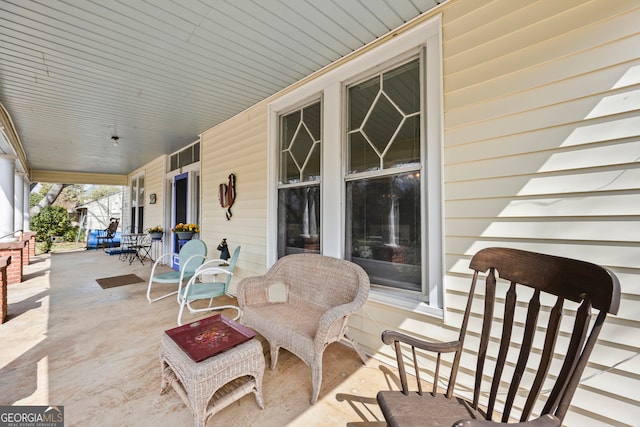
[270,15,442,312]
[277,102,322,258]
[345,59,422,293]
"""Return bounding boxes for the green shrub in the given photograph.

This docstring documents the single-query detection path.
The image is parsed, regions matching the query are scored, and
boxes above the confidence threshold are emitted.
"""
[31,206,72,252]
[64,227,79,242]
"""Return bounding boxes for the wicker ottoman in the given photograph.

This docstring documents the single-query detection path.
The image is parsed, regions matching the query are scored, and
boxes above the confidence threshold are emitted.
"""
[160,334,265,427]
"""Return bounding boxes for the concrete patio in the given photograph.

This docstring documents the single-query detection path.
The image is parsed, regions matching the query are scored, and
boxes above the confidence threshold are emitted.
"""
[0,249,400,426]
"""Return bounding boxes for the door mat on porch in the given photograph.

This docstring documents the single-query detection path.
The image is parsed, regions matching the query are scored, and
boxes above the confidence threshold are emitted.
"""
[96,274,144,289]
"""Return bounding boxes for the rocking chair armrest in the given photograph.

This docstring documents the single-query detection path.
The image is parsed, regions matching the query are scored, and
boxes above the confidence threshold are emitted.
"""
[382,330,462,353]
[453,414,560,427]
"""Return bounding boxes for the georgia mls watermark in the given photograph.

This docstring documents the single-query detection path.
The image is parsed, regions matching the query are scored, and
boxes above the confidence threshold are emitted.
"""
[0,406,64,427]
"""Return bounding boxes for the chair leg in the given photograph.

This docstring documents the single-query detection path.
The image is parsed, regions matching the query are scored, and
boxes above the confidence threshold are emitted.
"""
[344,331,369,364]
[146,280,179,303]
[185,299,241,321]
[310,360,323,404]
[177,299,187,325]
[269,343,280,370]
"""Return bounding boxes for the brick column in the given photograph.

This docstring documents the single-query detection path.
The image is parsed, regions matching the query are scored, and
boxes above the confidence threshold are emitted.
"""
[0,256,11,324]
[20,231,37,264]
[27,232,36,258]
[0,241,25,285]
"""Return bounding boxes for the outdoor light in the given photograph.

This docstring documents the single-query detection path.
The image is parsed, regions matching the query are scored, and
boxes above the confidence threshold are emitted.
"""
[111,136,119,146]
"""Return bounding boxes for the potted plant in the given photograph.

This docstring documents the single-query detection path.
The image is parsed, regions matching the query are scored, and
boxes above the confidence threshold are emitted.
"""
[172,223,200,240]
[147,225,164,240]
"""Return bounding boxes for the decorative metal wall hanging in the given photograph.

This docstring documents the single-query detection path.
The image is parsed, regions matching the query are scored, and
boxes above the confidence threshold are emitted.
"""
[219,173,236,220]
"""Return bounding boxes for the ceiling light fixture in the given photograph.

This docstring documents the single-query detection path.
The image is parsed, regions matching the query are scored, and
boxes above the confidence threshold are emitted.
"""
[111,136,119,146]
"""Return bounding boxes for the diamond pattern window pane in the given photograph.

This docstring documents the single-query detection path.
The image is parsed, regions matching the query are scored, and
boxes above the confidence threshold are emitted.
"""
[348,58,420,173]
[304,103,321,141]
[302,143,321,181]
[349,132,379,174]
[383,61,420,115]
[385,115,420,168]
[290,126,314,167]
[362,94,403,154]
[279,101,321,184]
[281,151,299,183]
[282,111,300,148]
[348,77,379,130]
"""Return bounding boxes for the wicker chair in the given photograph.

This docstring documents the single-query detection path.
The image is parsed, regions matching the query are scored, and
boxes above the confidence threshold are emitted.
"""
[237,253,370,404]
[377,247,621,426]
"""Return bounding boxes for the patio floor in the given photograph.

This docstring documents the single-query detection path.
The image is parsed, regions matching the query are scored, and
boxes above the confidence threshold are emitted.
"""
[0,248,400,426]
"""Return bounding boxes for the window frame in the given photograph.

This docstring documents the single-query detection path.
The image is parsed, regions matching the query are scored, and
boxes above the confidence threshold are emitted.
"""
[277,99,323,258]
[268,15,444,314]
[343,55,423,296]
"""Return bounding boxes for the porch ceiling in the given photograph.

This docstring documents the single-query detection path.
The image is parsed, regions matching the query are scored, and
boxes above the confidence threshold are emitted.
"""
[0,0,443,181]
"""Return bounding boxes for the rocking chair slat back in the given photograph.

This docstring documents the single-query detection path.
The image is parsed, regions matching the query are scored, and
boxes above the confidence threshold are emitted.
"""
[377,247,621,426]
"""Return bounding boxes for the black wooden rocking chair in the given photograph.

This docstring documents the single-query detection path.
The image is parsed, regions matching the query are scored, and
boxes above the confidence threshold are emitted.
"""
[377,247,620,426]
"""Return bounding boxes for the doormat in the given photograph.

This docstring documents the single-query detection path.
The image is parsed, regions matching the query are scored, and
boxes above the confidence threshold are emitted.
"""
[96,274,144,289]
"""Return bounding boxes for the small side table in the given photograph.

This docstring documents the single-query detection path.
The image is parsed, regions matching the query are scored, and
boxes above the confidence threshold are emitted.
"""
[160,334,265,427]
[149,236,163,262]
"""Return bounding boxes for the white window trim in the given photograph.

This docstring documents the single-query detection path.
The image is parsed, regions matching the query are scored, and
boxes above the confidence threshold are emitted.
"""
[268,15,444,313]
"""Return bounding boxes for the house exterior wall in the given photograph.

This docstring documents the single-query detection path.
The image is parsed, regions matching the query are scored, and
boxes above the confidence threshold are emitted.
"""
[437,1,639,425]
[126,155,166,235]
[200,105,269,291]
[138,1,639,424]
[82,191,123,232]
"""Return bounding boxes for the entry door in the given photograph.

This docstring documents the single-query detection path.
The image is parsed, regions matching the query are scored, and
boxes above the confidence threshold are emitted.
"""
[173,173,188,253]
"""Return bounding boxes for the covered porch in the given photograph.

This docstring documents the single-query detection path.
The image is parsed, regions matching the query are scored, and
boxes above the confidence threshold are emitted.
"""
[0,249,399,426]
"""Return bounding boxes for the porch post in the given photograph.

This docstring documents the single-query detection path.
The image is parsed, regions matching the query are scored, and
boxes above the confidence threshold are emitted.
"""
[14,172,24,235]
[23,178,30,231]
[0,155,16,242]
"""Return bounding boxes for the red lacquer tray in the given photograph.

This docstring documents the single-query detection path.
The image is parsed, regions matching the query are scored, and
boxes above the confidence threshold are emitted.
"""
[165,314,256,362]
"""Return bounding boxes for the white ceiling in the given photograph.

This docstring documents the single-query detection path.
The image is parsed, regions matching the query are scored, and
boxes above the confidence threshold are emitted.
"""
[0,0,442,179]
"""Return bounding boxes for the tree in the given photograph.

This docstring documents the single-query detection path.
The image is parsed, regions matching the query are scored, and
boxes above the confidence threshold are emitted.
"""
[86,185,122,200]
[29,191,43,208]
[30,183,69,216]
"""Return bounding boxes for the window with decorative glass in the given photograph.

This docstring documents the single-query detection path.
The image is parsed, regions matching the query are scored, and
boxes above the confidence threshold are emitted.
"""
[277,102,322,258]
[346,58,423,294]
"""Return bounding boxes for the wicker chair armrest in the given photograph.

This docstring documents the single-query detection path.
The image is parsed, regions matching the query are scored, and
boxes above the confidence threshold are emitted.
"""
[453,414,561,427]
[237,276,282,307]
[314,296,366,348]
[382,330,462,353]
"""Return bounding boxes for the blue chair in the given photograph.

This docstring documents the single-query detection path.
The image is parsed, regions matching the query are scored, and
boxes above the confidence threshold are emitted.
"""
[177,246,241,325]
[146,239,207,303]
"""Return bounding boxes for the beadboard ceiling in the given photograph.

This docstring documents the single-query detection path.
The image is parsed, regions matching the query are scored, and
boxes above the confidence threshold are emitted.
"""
[0,0,443,180]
